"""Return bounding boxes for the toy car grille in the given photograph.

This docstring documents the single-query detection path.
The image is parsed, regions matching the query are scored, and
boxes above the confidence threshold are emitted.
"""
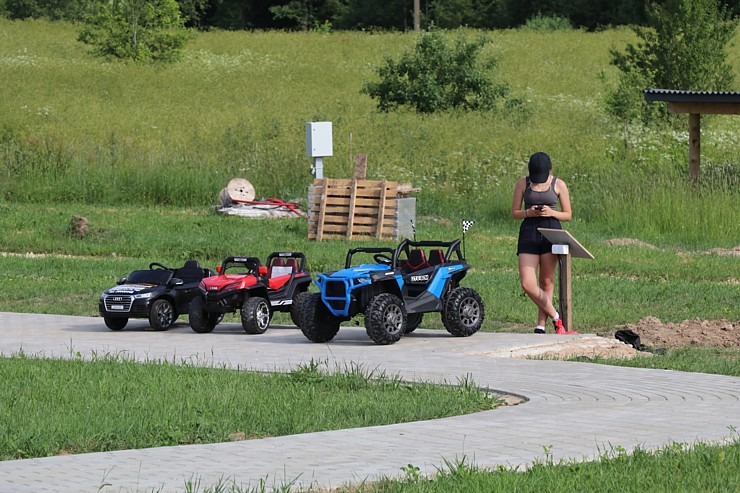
[325,281,346,298]
[104,295,133,312]
[328,300,345,311]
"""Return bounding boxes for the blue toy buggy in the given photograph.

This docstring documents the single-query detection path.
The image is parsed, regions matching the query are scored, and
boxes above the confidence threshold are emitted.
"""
[299,239,484,345]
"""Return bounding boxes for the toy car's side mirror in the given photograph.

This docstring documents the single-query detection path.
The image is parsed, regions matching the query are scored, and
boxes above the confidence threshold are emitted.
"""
[258,265,268,276]
[168,277,184,287]
[117,277,127,285]
[216,265,223,275]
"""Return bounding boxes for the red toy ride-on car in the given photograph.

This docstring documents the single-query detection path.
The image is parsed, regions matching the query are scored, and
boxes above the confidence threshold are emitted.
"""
[189,252,311,334]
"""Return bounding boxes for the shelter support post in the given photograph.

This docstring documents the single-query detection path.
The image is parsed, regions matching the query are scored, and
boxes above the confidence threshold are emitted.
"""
[688,113,700,182]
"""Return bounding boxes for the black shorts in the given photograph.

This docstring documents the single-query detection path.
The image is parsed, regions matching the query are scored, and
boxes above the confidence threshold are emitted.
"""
[517,218,562,255]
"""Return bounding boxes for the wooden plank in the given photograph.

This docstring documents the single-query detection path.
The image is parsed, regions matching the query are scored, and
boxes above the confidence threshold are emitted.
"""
[310,196,396,208]
[669,102,740,115]
[376,179,388,239]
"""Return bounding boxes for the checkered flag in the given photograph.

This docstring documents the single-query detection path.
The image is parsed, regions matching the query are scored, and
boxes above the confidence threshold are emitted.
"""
[462,220,475,234]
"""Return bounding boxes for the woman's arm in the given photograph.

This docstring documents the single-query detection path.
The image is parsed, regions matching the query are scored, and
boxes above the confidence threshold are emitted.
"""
[552,179,572,222]
[511,178,529,220]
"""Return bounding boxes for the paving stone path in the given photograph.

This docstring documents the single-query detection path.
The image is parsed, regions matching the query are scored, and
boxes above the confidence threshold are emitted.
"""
[0,312,737,492]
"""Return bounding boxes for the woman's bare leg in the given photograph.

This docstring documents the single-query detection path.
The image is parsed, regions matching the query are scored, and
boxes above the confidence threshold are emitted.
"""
[538,252,558,326]
[518,253,557,320]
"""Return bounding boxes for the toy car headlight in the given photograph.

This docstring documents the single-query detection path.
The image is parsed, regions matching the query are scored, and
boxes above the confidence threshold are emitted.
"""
[133,292,153,299]
[355,278,370,285]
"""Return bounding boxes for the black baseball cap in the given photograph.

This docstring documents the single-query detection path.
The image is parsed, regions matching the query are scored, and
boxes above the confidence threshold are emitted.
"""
[528,152,551,184]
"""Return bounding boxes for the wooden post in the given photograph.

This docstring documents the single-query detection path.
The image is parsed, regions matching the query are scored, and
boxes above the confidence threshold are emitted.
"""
[413,0,420,31]
[537,228,594,332]
[557,254,573,331]
[688,113,701,182]
[354,153,367,179]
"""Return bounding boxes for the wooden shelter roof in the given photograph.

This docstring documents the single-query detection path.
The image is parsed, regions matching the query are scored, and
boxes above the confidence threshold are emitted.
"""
[643,88,740,181]
[644,88,740,104]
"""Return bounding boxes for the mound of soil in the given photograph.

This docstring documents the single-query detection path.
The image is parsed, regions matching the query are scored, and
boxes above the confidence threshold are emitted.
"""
[518,317,738,361]
[620,316,739,349]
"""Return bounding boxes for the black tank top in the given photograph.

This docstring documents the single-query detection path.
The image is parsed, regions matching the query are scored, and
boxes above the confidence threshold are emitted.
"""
[523,176,558,209]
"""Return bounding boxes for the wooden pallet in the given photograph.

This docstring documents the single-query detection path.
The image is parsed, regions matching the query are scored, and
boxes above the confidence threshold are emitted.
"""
[308,178,400,240]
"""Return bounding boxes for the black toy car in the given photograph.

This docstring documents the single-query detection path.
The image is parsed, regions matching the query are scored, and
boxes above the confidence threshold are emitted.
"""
[189,252,312,334]
[99,260,215,331]
[300,239,485,345]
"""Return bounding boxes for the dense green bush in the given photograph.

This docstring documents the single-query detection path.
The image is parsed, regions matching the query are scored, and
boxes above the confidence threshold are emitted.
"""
[362,30,518,114]
[78,0,191,62]
[522,13,573,31]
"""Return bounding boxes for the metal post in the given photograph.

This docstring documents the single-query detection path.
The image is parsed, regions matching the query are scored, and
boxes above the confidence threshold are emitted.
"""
[312,157,324,179]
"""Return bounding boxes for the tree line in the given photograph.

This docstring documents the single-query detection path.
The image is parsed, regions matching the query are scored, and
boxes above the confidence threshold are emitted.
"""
[3,0,739,31]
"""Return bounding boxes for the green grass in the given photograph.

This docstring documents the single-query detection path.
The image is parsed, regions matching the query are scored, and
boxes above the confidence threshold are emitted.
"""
[0,21,738,247]
[0,203,736,331]
[0,20,738,492]
[336,440,740,493]
[0,354,497,460]
[574,346,740,377]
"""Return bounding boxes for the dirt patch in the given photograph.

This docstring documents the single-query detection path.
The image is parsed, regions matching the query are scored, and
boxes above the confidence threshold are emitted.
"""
[538,338,644,360]
[619,316,739,349]
[500,317,739,361]
[705,246,740,257]
[604,238,658,249]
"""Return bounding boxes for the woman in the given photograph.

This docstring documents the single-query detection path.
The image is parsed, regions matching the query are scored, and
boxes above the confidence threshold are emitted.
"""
[511,152,577,335]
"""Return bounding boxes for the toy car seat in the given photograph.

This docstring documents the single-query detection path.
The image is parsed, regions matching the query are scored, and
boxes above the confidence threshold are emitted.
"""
[428,249,445,266]
[177,260,205,284]
[268,258,293,289]
[268,258,286,278]
[404,249,429,273]
[284,258,299,273]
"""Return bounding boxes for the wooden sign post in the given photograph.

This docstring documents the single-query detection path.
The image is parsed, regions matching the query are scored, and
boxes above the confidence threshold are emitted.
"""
[537,228,594,332]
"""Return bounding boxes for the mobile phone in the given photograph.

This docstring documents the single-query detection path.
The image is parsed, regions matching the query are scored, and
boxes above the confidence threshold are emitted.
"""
[534,205,543,210]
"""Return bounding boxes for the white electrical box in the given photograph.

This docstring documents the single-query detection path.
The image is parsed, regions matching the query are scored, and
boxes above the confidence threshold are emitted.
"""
[552,244,570,255]
[305,122,333,157]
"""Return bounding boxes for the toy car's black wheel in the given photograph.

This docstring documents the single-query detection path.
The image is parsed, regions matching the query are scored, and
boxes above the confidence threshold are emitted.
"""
[365,293,406,345]
[149,299,176,331]
[290,291,311,327]
[405,312,423,333]
[300,293,341,343]
[189,297,218,333]
[442,287,484,337]
[104,317,127,331]
[241,297,271,334]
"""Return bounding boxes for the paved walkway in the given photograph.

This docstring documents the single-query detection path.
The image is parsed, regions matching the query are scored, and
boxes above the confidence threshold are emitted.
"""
[0,312,738,492]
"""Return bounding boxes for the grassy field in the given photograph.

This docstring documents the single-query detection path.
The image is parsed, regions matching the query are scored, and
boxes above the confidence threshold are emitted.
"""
[0,19,738,492]
[0,204,738,332]
[1,20,738,247]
